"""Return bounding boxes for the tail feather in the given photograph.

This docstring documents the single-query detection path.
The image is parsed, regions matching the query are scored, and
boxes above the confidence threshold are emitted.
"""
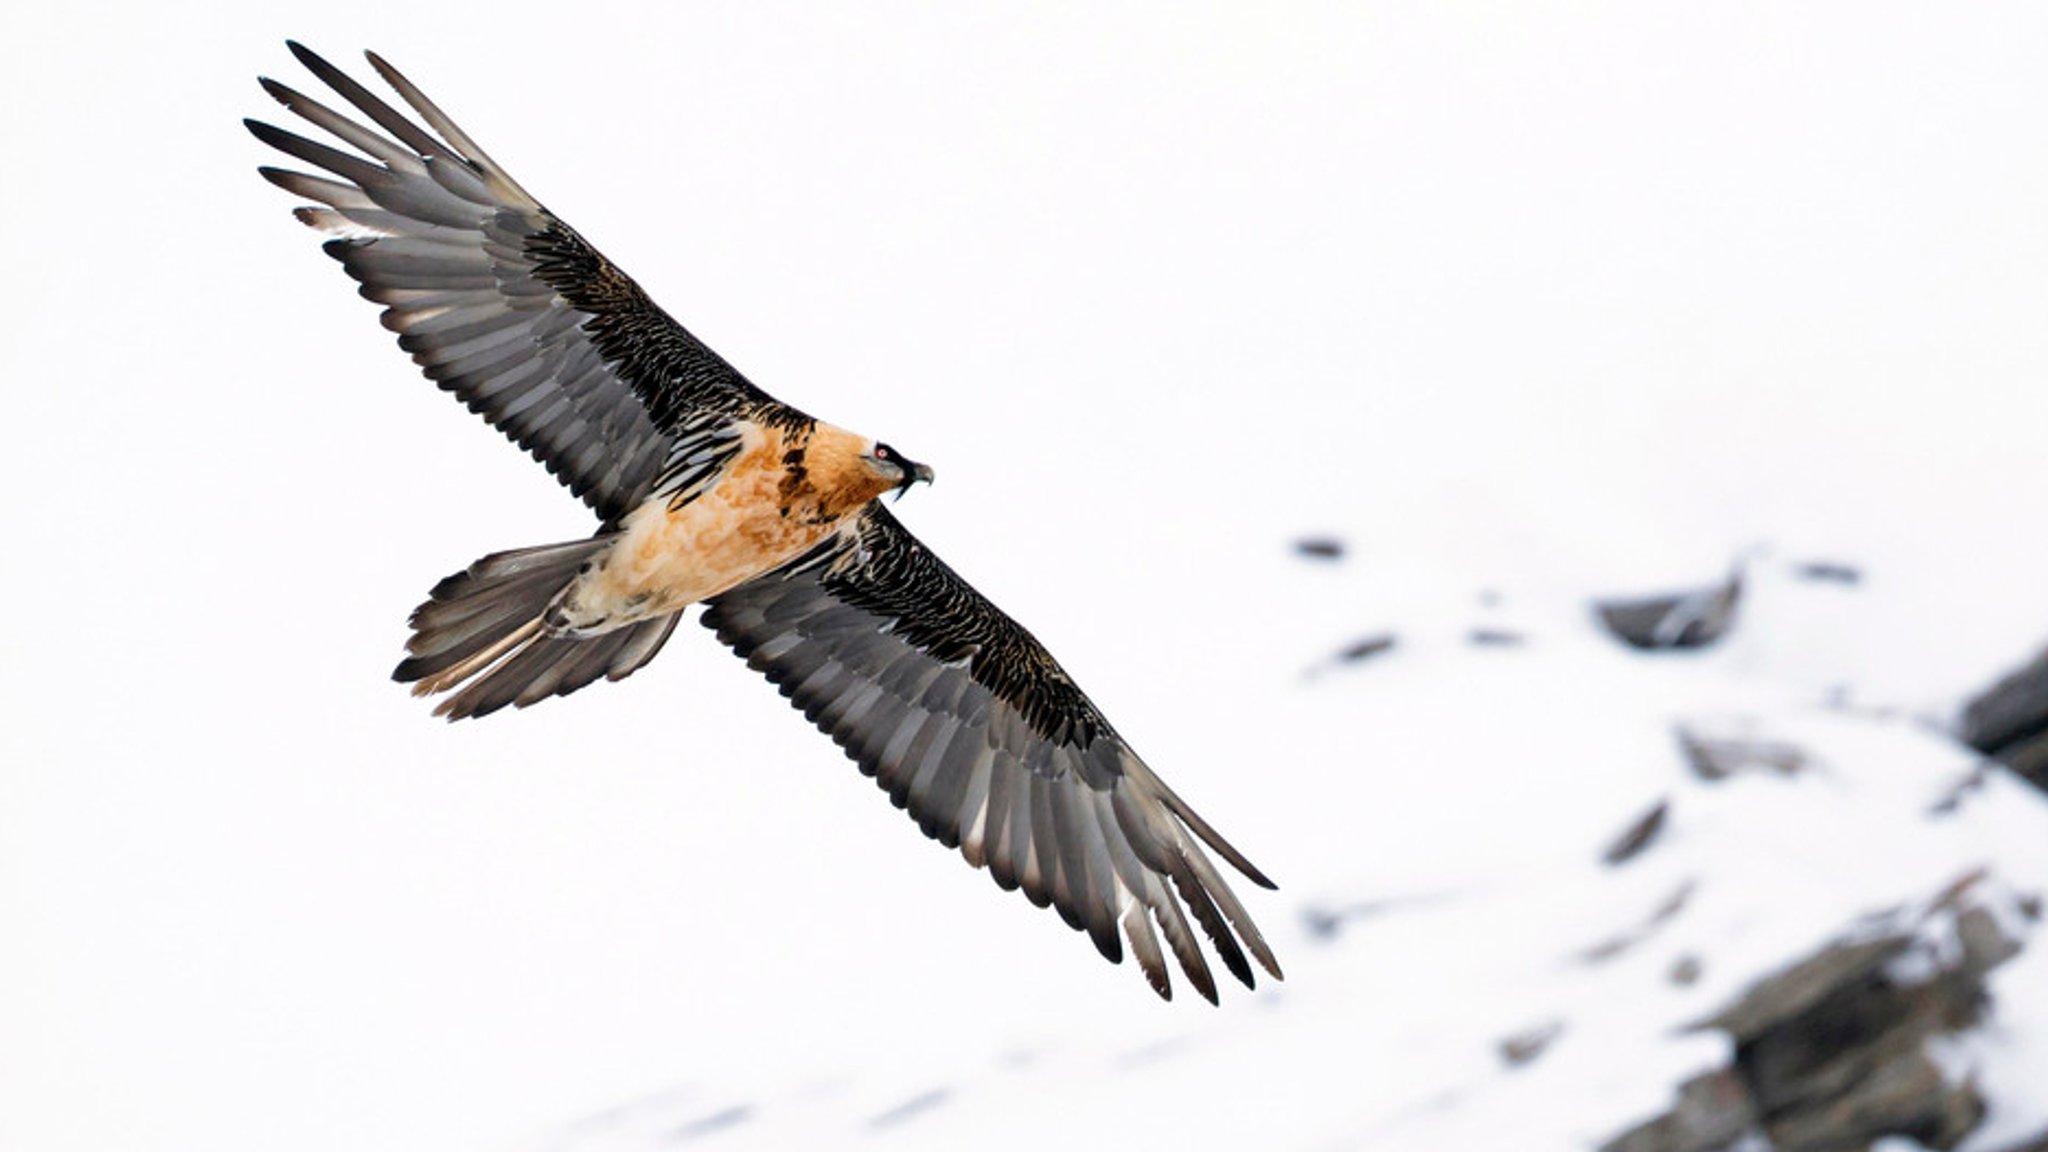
[392,537,680,720]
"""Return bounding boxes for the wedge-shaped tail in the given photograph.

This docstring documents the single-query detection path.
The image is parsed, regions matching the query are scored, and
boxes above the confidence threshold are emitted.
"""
[395,538,679,719]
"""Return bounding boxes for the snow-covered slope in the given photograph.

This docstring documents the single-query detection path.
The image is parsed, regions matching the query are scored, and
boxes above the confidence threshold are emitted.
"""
[5,8,2047,1152]
[533,554,2048,1151]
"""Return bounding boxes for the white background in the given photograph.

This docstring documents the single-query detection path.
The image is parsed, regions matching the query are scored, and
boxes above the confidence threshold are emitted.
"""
[5,4,2047,1150]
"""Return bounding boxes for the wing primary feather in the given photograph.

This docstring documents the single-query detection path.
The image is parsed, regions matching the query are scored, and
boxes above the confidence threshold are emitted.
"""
[1122,902,1171,1000]
[1149,875,1217,1005]
[424,154,498,206]
[244,119,390,191]
[284,41,450,160]
[983,755,1024,891]
[1008,763,1045,904]
[258,166,376,210]
[1031,774,1084,930]
[1176,839,1284,981]
[1132,763,1277,890]
[257,77,424,174]
[363,50,540,208]
[953,750,996,870]
[1089,789,1170,997]
[1067,782,1128,964]
[1165,854,1256,992]
[917,729,982,843]
[1051,777,1122,963]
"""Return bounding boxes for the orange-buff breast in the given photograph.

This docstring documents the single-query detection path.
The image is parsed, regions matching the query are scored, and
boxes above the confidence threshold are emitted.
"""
[555,423,886,634]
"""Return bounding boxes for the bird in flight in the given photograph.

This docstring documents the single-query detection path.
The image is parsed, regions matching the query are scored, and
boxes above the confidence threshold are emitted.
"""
[247,43,1279,1002]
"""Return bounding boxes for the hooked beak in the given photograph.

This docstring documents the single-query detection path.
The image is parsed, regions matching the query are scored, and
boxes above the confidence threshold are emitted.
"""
[893,460,935,501]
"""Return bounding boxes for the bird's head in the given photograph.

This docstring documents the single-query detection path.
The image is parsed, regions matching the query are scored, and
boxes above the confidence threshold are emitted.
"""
[868,441,934,500]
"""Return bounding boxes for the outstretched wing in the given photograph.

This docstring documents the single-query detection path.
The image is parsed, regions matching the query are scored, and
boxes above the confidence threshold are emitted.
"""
[702,505,1281,1002]
[248,42,784,524]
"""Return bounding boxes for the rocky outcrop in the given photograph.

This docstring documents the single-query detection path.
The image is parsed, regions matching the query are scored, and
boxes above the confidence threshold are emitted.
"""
[1675,723,1810,782]
[1960,647,2048,793]
[1600,873,2031,1152]
[1595,567,1744,651]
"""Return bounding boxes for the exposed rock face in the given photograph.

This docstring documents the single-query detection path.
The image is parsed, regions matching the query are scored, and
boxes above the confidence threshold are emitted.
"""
[1595,567,1744,651]
[1600,875,2030,1152]
[1602,1067,1756,1152]
[1600,798,1670,867]
[1960,647,2048,793]
[1675,723,1811,782]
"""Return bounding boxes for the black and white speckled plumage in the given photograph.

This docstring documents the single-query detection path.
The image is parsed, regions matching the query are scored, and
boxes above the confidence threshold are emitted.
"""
[249,43,1279,1002]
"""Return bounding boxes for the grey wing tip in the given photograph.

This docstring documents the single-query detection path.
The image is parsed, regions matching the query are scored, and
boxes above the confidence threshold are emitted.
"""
[362,49,402,87]
[241,117,298,151]
[284,39,328,72]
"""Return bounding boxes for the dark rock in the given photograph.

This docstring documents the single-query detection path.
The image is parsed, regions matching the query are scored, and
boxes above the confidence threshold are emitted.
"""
[1608,879,2028,1152]
[1927,763,1992,816]
[1696,933,1913,1042]
[1580,881,1696,964]
[1301,892,1448,943]
[1675,724,1810,782]
[1600,1067,1755,1152]
[1954,905,2022,980]
[1301,899,1396,942]
[1336,634,1398,663]
[1959,648,2048,793]
[1596,567,1744,651]
[1293,536,1346,561]
[1793,561,1863,586]
[1760,1050,1981,1151]
[1669,954,1704,987]
[1994,730,2048,790]
[1602,798,1670,867]
[1498,1019,1564,1069]
[1468,627,1527,648]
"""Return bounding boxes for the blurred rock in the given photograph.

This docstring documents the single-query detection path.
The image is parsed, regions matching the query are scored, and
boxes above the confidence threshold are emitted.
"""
[1601,798,1670,867]
[1676,724,1810,782]
[1468,627,1527,648]
[1596,567,1744,651]
[1959,647,2048,794]
[1668,954,1704,987]
[1601,1067,1755,1152]
[1498,1019,1564,1069]
[1336,634,1398,664]
[1793,560,1863,586]
[1300,899,1395,943]
[1292,535,1346,561]
[1579,880,1696,964]
[1926,763,1992,817]
[1604,874,2029,1152]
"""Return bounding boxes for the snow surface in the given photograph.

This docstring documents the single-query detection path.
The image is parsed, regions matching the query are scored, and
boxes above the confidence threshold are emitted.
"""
[5,5,2048,1152]
[529,556,2048,1152]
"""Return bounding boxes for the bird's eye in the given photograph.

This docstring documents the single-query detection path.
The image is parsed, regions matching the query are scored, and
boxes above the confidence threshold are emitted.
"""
[874,443,895,461]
